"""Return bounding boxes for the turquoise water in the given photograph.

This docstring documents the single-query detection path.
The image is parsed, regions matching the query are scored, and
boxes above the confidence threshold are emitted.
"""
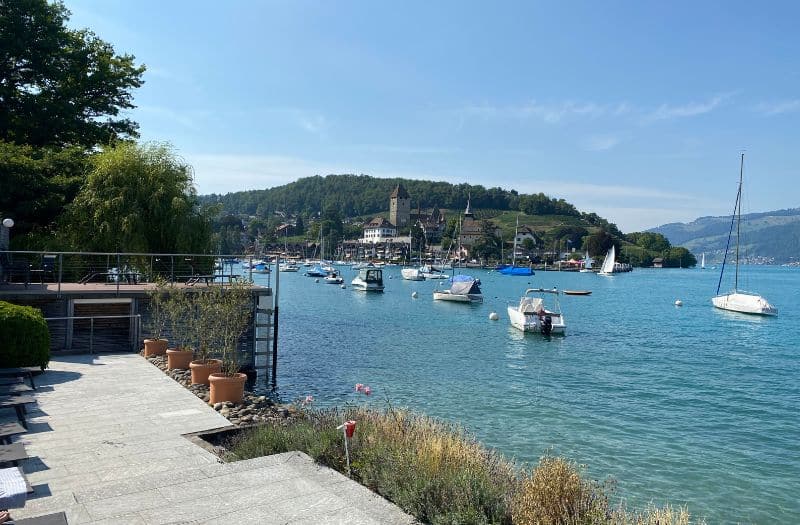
[255,266,799,524]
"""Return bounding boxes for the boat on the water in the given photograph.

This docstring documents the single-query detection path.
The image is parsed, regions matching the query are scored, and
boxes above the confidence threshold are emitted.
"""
[579,251,594,273]
[351,268,384,292]
[323,271,344,284]
[507,288,566,335]
[499,215,534,276]
[305,267,327,277]
[401,267,425,281]
[279,261,300,272]
[712,154,777,316]
[433,275,483,303]
[598,245,616,276]
[420,264,448,279]
[563,290,591,296]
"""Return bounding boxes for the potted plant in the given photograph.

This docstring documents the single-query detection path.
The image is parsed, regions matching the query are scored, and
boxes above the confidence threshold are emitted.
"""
[189,286,223,385]
[165,286,195,369]
[143,278,169,356]
[208,280,253,404]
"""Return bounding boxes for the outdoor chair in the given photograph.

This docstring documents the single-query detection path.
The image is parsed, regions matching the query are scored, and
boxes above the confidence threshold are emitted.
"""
[30,255,56,284]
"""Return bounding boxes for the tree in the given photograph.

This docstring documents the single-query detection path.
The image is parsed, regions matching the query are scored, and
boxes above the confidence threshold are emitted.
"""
[471,220,501,262]
[0,0,146,148]
[294,215,305,236]
[585,230,615,257]
[64,142,212,253]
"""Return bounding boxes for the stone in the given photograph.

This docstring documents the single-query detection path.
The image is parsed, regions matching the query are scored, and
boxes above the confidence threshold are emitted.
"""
[213,402,224,411]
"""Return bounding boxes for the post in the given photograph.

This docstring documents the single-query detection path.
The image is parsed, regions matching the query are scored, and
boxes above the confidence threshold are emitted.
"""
[271,255,280,390]
[116,253,121,295]
[89,317,94,355]
[57,253,63,298]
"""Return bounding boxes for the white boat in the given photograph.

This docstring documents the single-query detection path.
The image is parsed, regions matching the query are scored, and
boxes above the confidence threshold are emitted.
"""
[712,154,777,316]
[351,268,384,292]
[700,253,706,269]
[433,275,483,303]
[507,288,566,335]
[419,264,448,279]
[598,245,616,276]
[401,267,425,281]
[323,271,344,284]
[580,251,594,273]
[279,261,300,272]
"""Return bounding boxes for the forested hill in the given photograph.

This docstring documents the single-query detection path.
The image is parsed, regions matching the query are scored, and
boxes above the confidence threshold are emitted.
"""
[199,174,598,224]
[649,208,800,264]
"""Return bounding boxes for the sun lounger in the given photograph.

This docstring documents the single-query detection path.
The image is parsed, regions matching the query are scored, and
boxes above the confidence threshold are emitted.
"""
[0,368,40,389]
[14,511,69,524]
[0,443,29,468]
[0,395,35,429]
[0,422,26,445]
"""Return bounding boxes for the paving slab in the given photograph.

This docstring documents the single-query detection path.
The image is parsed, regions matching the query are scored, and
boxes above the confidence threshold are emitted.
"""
[2,353,416,524]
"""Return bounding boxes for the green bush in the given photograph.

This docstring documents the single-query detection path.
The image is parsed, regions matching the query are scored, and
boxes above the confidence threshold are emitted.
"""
[0,301,51,368]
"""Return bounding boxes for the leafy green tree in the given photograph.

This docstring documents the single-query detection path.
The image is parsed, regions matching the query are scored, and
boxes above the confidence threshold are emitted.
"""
[626,231,671,252]
[0,0,145,147]
[585,230,615,257]
[294,215,305,236]
[0,141,87,243]
[63,142,211,253]
[471,220,501,261]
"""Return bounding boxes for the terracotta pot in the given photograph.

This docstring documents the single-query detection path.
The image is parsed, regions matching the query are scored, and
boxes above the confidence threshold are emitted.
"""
[143,338,168,356]
[166,348,194,370]
[209,372,247,404]
[189,359,222,385]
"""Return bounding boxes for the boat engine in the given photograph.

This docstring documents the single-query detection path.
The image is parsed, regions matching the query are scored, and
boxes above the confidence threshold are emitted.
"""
[540,315,553,336]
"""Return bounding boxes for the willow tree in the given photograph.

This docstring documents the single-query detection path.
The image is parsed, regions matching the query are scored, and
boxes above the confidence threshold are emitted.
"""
[64,142,212,254]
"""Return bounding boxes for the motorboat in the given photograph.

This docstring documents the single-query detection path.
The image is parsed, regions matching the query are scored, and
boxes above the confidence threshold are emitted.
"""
[401,267,425,281]
[305,267,327,277]
[279,261,300,272]
[507,288,566,335]
[351,268,384,292]
[324,271,344,284]
[420,264,448,279]
[563,290,591,296]
[433,275,483,303]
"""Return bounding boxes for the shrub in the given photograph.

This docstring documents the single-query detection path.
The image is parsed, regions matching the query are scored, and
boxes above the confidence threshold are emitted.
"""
[0,300,51,368]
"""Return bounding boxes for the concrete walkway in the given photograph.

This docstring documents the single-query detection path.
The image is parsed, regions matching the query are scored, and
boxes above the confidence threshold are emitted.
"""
[2,354,416,524]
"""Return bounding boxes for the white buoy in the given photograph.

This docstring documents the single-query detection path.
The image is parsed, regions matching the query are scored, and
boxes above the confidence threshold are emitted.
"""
[341,284,346,289]
[489,311,499,321]
[411,291,418,298]
[315,278,320,283]
[675,299,683,307]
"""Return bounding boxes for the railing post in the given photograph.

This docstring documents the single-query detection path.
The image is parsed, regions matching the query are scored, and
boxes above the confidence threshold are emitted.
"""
[57,253,63,298]
[116,253,121,296]
[89,317,94,355]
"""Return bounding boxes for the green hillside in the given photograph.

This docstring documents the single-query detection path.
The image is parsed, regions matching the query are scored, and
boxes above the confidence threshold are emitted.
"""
[649,208,800,264]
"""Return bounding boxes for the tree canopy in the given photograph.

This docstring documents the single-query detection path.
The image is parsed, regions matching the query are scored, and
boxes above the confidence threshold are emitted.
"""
[64,142,211,253]
[0,0,145,148]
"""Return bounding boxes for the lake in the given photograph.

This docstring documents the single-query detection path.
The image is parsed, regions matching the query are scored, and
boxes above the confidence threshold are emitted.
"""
[253,264,799,524]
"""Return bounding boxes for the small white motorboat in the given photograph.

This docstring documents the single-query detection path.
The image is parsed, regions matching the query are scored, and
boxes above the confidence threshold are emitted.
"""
[324,271,344,284]
[351,268,384,292]
[507,288,566,335]
[433,275,483,303]
[401,267,425,281]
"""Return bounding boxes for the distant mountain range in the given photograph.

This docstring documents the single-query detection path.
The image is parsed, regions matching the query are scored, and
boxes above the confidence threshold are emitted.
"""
[649,208,800,264]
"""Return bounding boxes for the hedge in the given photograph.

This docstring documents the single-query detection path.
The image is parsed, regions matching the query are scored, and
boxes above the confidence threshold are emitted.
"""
[0,301,50,369]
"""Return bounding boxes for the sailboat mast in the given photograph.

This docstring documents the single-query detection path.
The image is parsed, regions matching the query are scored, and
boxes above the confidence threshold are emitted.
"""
[735,153,743,291]
[512,215,519,267]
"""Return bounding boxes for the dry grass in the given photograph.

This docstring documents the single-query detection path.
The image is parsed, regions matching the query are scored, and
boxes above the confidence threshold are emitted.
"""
[228,406,703,525]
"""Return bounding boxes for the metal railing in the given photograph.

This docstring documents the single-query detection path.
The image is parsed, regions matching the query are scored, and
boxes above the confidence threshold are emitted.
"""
[44,314,142,354]
[0,250,272,296]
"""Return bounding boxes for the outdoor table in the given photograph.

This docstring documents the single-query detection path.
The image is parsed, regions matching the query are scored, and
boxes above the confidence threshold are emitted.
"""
[0,443,28,468]
[0,383,34,395]
[0,422,26,445]
[0,395,35,428]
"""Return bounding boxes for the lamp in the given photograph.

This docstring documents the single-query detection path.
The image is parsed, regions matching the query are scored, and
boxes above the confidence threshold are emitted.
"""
[2,218,13,228]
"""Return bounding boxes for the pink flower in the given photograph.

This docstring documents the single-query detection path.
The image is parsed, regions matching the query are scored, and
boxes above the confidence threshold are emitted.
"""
[355,383,364,392]
[364,386,372,396]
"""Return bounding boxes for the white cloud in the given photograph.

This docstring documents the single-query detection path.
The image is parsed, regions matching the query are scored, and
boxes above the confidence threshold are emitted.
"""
[646,94,727,121]
[136,105,210,128]
[753,99,800,116]
[459,100,610,123]
[583,135,620,152]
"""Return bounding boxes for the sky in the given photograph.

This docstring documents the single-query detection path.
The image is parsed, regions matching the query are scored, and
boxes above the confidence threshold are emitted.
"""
[63,0,800,232]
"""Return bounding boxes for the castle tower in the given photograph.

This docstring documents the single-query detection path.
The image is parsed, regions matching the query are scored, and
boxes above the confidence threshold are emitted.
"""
[389,184,411,228]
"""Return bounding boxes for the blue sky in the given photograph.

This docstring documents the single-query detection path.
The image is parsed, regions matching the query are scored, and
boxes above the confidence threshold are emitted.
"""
[64,0,799,231]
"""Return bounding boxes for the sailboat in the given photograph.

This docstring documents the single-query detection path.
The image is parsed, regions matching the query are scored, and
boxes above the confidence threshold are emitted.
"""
[712,154,777,316]
[579,251,594,273]
[598,245,616,276]
[701,253,706,270]
[498,215,534,276]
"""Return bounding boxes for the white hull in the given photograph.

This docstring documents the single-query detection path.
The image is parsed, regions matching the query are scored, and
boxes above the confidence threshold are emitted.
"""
[421,272,448,279]
[324,277,344,284]
[433,291,482,303]
[401,268,425,281]
[579,269,593,273]
[351,279,383,292]
[507,306,566,334]
[712,292,777,316]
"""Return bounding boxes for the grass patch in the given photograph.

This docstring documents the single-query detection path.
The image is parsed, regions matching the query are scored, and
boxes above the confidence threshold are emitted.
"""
[227,406,702,525]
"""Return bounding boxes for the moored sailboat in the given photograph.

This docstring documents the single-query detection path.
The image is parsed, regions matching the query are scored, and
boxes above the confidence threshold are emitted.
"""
[712,154,777,316]
[598,245,616,276]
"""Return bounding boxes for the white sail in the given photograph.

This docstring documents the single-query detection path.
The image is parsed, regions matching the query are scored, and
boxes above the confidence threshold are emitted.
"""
[701,253,705,269]
[599,245,615,275]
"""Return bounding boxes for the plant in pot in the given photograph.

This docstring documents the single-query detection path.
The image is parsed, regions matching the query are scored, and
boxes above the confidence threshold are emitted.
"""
[189,286,224,385]
[208,280,254,405]
[165,286,195,370]
[143,277,169,356]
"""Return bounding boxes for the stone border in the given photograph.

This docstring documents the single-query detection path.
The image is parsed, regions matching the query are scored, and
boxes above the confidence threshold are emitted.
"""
[144,354,299,427]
